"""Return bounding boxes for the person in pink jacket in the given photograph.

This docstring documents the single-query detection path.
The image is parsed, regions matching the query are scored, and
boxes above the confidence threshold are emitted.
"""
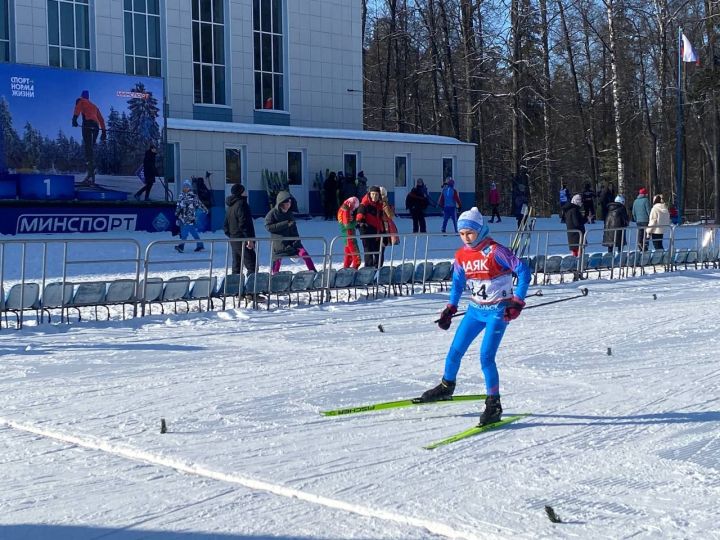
[488,182,501,223]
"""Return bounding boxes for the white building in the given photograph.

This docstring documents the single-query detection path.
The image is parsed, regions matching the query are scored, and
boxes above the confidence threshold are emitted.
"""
[2,0,475,219]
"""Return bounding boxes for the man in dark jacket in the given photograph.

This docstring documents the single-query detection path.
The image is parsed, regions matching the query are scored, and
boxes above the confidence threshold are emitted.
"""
[264,191,316,274]
[134,144,158,201]
[223,184,257,275]
[323,172,338,220]
[581,183,596,223]
[562,194,586,256]
[598,182,615,221]
[405,178,431,233]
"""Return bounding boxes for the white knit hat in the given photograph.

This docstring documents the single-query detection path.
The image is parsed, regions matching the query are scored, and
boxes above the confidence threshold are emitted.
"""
[615,195,625,204]
[571,194,582,206]
[457,207,484,232]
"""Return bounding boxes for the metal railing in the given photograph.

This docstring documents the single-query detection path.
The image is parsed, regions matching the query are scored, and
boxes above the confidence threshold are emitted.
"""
[1,223,719,329]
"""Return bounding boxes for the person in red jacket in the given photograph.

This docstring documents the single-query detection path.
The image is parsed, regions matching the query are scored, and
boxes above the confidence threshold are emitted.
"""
[72,90,107,186]
[356,186,385,268]
[488,182,501,223]
[337,196,361,269]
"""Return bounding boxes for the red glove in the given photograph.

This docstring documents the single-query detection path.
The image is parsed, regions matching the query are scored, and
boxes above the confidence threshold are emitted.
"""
[503,296,526,322]
[437,304,457,330]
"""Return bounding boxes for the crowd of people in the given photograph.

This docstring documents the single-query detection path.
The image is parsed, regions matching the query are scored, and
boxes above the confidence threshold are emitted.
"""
[174,171,676,275]
[557,183,673,255]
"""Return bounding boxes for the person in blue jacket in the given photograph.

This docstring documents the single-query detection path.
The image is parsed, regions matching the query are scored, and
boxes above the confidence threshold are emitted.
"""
[632,187,652,251]
[415,207,531,426]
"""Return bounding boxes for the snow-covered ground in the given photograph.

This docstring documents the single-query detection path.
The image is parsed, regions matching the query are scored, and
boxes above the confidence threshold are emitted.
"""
[1,216,720,540]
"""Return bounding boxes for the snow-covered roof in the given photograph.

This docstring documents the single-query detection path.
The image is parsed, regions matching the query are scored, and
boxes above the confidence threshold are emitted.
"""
[167,118,475,146]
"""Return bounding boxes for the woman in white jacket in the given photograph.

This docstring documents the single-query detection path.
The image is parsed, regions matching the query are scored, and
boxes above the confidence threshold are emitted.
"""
[646,195,670,250]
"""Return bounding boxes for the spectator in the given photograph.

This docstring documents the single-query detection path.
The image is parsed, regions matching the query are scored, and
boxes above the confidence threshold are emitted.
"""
[265,191,317,274]
[598,182,615,221]
[562,194,586,257]
[339,171,355,200]
[581,182,596,223]
[647,194,670,250]
[134,144,157,201]
[632,187,652,251]
[559,182,571,223]
[488,182,501,223]
[513,184,529,229]
[405,178,431,233]
[323,171,339,221]
[602,195,629,253]
[438,177,462,233]
[223,184,257,275]
[175,179,208,253]
[337,196,362,269]
[379,186,399,247]
[356,171,368,199]
[356,186,385,268]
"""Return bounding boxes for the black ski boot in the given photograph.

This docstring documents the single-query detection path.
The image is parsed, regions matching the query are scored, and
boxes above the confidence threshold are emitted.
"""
[478,395,502,426]
[413,378,456,403]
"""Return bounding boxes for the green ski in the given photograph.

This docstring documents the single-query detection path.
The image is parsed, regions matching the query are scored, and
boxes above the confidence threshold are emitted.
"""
[320,394,487,417]
[424,414,530,450]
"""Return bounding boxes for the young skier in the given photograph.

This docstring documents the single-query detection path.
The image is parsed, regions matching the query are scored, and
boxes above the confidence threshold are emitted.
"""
[415,207,532,426]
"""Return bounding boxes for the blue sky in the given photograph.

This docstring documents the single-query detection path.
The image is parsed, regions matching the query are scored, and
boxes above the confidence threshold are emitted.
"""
[0,63,164,139]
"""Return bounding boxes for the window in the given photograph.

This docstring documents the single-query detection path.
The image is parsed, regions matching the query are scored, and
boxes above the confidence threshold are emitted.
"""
[48,0,90,69]
[395,155,409,188]
[225,147,245,185]
[253,0,284,110]
[343,153,358,179]
[0,0,10,62]
[288,150,303,185]
[442,157,455,181]
[124,0,161,77]
[192,0,226,104]
[164,142,179,184]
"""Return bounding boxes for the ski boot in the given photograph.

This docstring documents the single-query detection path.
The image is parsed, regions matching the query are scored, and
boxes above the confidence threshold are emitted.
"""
[413,378,456,403]
[478,395,502,426]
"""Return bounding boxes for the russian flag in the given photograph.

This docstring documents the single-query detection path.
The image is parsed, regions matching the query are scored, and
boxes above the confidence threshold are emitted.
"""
[681,33,700,65]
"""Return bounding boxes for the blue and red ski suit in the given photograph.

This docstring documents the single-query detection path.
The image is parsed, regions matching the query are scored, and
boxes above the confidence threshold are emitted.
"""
[442,238,531,396]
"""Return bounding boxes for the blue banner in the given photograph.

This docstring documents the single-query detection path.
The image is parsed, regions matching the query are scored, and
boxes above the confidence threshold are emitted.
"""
[0,205,175,235]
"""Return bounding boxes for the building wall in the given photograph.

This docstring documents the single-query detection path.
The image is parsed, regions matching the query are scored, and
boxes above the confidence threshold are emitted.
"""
[167,125,475,216]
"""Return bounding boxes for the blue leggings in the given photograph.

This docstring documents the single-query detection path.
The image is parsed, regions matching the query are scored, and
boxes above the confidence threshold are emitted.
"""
[443,305,508,396]
[441,207,457,233]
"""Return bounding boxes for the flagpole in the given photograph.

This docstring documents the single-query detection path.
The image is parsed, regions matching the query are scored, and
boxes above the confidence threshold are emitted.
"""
[675,27,684,224]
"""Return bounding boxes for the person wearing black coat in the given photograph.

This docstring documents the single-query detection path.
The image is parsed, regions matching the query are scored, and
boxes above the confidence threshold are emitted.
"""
[223,184,257,275]
[323,172,339,220]
[134,144,157,201]
[598,183,615,221]
[562,194,587,256]
[264,191,317,274]
[602,195,629,253]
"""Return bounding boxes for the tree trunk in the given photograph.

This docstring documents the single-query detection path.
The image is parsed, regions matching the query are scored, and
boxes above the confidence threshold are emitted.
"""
[606,0,625,193]
[540,0,552,214]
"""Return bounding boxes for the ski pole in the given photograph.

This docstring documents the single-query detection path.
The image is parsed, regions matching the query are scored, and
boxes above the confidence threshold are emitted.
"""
[434,289,546,322]
[524,287,589,310]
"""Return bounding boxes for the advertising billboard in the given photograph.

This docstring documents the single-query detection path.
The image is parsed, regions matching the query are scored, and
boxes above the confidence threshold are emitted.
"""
[0,62,164,198]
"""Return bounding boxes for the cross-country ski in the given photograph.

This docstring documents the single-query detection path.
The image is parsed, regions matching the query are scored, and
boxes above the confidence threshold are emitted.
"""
[320,394,487,416]
[424,414,530,450]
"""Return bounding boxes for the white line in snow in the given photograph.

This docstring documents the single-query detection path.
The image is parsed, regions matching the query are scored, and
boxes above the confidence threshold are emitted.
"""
[1,417,514,540]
